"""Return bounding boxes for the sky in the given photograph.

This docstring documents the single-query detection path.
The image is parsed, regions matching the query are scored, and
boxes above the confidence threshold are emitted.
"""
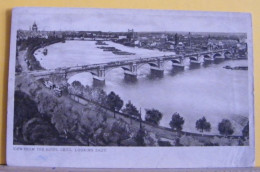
[13,7,251,33]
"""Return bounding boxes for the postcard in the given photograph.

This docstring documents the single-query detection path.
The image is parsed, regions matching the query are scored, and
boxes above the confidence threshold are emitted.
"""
[6,7,254,168]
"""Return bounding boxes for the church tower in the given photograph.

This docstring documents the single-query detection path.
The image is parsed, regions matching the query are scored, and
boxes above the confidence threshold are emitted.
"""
[32,22,38,32]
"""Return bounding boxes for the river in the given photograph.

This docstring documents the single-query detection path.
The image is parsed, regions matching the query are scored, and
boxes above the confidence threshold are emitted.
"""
[34,40,249,135]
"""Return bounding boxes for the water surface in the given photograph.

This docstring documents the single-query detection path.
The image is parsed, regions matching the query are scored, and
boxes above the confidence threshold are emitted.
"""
[35,41,249,135]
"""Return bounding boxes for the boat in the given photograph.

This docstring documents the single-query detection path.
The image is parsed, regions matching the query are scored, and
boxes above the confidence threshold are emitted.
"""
[96,40,107,45]
[223,65,248,70]
[43,48,48,56]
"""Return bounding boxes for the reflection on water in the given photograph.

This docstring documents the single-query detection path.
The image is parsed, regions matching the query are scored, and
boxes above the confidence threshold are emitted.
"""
[35,41,249,135]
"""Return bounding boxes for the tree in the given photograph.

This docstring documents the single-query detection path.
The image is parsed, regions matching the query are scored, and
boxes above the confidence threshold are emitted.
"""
[122,101,140,118]
[134,128,146,146]
[106,91,124,118]
[110,119,130,145]
[242,122,249,138]
[14,91,40,138]
[81,124,94,146]
[218,119,234,136]
[71,80,82,87]
[22,117,59,145]
[70,80,84,95]
[169,112,184,131]
[195,116,211,134]
[97,89,107,105]
[145,109,163,125]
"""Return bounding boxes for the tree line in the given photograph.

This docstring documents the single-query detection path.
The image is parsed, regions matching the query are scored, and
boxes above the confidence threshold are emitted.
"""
[91,88,249,138]
[68,81,249,138]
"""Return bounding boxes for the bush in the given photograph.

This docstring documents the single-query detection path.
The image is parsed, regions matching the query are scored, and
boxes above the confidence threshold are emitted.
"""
[158,140,172,146]
[110,119,130,145]
[15,65,22,73]
[14,91,40,135]
[242,122,249,138]
[134,128,146,146]
[22,117,59,145]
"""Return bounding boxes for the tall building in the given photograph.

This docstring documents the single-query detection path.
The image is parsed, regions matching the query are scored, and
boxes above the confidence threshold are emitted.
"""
[127,29,135,41]
[174,33,179,47]
[32,22,38,32]
[188,32,191,47]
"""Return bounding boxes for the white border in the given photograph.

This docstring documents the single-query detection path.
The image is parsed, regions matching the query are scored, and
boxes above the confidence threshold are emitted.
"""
[6,7,255,168]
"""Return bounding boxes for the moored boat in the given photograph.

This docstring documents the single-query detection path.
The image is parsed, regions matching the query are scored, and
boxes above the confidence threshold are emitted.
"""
[43,48,48,56]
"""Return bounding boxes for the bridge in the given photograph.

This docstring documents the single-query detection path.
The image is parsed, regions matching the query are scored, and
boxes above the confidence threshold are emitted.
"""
[27,49,233,86]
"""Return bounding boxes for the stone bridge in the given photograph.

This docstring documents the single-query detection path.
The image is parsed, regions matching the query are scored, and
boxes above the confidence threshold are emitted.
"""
[27,49,233,86]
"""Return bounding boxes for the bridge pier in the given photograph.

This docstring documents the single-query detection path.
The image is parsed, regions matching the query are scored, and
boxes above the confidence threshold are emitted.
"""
[171,56,185,71]
[124,71,137,82]
[189,55,201,68]
[203,53,214,64]
[149,59,164,78]
[122,63,137,82]
[93,76,105,87]
[214,52,225,64]
[92,66,105,87]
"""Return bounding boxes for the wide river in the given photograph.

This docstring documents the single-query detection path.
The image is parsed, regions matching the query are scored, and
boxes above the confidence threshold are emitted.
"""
[35,40,249,135]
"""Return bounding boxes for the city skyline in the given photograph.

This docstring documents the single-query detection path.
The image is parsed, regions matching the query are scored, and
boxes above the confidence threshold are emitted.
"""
[13,8,251,33]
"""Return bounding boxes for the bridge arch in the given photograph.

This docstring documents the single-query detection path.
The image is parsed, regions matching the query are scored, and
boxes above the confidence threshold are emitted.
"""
[171,58,182,64]
[223,51,233,59]
[202,54,215,63]
[168,56,184,65]
[66,71,95,87]
[104,65,126,74]
[203,54,211,58]
[213,52,222,58]
[189,56,199,61]
[136,62,152,69]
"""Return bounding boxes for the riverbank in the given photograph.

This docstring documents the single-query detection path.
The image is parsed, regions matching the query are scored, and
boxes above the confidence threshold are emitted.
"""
[15,72,248,146]
[17,38,64,71]
[70,93,248,146]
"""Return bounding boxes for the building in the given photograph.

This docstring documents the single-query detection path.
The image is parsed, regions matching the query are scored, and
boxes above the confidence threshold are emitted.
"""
[127,29,136,41]
[32,22,38,32]
[118,35,127,39]
[174,33,179,47]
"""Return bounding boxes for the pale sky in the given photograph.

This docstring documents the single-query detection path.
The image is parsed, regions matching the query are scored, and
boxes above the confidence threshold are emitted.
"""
[13,7,251,33]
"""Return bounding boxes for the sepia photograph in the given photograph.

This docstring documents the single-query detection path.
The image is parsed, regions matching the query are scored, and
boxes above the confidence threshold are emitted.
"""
[6,7,254,168]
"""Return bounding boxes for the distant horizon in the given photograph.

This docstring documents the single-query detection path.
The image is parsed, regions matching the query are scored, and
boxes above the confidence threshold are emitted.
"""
[13,8,251,34]
[17,28,247,36]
